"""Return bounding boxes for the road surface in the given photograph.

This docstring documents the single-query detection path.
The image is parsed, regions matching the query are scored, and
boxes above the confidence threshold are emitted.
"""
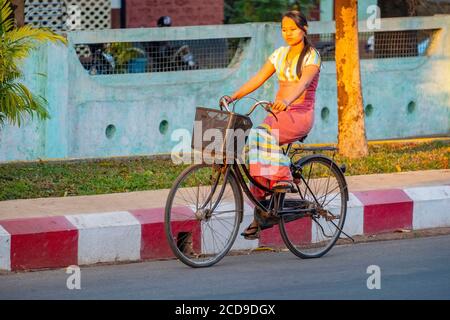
[1,235,449,300]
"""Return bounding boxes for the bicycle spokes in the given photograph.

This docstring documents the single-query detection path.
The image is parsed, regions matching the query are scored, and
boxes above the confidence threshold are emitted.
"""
[280,156,348,258]
[165,164,243,267]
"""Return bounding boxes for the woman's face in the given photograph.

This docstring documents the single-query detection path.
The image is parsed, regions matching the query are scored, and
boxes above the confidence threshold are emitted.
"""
[281,17,305,46]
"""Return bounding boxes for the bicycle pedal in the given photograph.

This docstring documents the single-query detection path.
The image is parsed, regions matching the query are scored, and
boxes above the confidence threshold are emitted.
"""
[287,186,297,193]
[255,209,279,229]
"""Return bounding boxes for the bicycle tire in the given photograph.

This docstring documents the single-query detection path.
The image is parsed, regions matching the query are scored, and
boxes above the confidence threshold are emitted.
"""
[279,155,348,259]
[165,164,243,268]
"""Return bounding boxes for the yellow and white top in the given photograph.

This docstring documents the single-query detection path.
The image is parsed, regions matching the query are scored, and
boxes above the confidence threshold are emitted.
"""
[269,46,321,82]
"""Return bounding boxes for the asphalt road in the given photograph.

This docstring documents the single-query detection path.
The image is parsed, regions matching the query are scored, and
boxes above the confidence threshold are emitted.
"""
[1,235,449,300]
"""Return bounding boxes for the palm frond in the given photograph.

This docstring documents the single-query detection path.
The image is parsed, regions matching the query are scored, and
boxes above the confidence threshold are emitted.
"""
[0,81,50,127]
[0,0,14,34]
[0,0,63,128]
[0,23,67,82]
[0,0,13,32]
[5,24,67,47]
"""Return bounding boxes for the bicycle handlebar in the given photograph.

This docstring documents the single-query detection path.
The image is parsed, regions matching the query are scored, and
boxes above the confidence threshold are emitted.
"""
[219,97,278,121]
[219,96,232,112]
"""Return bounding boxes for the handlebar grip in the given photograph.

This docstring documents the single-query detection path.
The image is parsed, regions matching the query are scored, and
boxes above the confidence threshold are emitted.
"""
[219,96,233,112]
[265,105,278,121]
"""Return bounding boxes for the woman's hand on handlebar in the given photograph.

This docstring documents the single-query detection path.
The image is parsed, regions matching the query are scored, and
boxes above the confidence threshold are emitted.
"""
[219,95,235,111]
[219,95,234,106]
[271,99,288,112]
[224,96,235,104]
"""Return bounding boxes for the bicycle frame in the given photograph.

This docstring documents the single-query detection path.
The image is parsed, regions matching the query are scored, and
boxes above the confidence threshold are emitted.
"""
[165,99,352,268]
[197,159,315,225]
[202,98,344,220]
[232,162,316,219]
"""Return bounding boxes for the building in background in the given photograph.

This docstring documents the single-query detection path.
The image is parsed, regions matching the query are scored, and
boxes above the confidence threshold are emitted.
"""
[11,0,450,32]
[11,0,224,31]
[12,0,113,31]
[125,0,224,28]
[10,0,24,26]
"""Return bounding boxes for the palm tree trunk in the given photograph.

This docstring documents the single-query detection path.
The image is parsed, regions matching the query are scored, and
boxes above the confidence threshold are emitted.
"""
[335,0,368,158]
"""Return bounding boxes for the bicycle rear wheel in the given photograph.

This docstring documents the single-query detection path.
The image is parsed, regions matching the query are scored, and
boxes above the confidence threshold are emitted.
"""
[165,164,243,268]
[279,155,348,259]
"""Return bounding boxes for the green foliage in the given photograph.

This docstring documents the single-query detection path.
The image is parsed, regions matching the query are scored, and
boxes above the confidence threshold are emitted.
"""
[105,42,145,73]
[0,0,67,127]
[224,0,318,24]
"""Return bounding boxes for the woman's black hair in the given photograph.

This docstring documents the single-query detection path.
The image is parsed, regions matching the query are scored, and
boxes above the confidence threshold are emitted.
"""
[282,10,313,78]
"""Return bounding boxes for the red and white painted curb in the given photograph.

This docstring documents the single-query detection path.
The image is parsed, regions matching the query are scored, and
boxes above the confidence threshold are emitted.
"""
[0,185,449,272]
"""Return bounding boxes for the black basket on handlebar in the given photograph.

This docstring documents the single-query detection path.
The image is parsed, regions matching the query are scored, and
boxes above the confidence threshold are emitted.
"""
[191,107,253,161]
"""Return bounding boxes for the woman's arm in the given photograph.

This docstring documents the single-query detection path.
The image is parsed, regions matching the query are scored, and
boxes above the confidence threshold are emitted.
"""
[272,65,319,111]
[230,60,276,101]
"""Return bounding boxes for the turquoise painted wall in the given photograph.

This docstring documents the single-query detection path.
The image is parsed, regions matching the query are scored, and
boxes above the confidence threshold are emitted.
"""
[0,16,449,162]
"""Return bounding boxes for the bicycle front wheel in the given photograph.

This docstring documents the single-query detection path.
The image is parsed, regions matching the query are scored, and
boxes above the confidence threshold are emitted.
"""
[165,164,243,268]
[279,155,348,259]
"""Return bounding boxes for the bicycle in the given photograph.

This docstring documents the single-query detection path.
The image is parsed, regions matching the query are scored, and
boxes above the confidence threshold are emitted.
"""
[165,97,351,268]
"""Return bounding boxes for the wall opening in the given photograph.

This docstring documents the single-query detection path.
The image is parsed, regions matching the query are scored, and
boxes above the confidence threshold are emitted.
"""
[105,124,116,139]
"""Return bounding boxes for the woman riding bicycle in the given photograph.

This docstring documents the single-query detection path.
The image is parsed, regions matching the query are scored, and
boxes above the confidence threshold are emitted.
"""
[225,10,322,239]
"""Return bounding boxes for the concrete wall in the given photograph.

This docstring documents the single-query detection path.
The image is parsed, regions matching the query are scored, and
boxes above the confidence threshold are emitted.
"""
[0,15,449,162]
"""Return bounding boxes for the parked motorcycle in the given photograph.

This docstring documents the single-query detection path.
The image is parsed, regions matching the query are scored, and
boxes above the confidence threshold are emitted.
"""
[87,44,115,75]
[170,44,199,71]
[148,41,198,72]
[148,16,199,72]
